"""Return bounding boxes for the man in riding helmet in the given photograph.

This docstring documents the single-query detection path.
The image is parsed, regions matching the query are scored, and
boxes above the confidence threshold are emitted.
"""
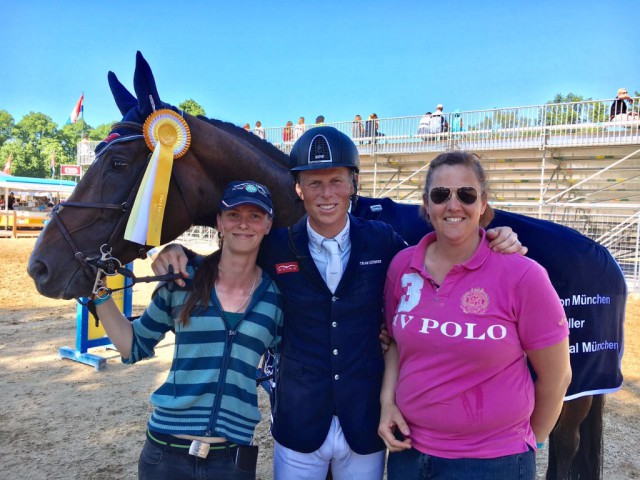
[152,126,520,479]
[265,126,406,478]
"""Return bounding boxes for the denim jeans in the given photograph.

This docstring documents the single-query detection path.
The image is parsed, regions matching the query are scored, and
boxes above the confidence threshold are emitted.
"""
[387,446,536,480]
[138,438,255,480]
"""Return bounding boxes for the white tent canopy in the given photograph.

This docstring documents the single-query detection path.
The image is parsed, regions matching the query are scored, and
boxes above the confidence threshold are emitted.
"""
[1,175,76,210]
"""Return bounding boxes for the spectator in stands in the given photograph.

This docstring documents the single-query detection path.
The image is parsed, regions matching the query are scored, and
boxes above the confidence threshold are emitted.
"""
[451,109,463,132]
[315,115,325,125]
[417,112,433,137]
[430,104,449,133]
[254,120,266,140]
[293,116,306,140]
[352,114,365,139]
[365,113,384,143]
[610,88,637,121]
[243,123,251,132]
[283,121,294,142]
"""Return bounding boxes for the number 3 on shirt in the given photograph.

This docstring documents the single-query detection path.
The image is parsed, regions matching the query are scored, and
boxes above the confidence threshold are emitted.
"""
[397,273,424,313]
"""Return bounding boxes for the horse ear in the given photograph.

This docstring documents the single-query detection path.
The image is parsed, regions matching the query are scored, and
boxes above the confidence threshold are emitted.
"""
[108,71,138,116]
[133,51,162,117]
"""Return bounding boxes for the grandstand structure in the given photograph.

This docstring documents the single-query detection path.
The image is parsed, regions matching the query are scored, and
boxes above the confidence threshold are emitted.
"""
[261,97,640,289]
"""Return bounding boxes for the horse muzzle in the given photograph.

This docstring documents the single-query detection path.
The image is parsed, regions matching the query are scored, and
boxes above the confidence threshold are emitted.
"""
[27,251,95,300]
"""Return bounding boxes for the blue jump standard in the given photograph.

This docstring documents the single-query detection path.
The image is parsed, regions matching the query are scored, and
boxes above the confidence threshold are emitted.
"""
[59,345,109,371]
[59,268,133,371]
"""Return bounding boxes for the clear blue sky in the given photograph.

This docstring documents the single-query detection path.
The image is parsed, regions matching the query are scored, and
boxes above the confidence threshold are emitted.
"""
[1,1,638,129]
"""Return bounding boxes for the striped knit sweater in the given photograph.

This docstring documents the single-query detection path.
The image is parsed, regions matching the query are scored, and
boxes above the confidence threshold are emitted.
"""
[123,257,282,445]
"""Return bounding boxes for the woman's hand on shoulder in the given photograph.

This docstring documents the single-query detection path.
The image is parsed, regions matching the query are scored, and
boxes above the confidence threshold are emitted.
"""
[486,226,528,255]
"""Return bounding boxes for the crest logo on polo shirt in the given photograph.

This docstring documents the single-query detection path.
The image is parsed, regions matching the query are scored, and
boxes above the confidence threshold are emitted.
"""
[460,288,489,314]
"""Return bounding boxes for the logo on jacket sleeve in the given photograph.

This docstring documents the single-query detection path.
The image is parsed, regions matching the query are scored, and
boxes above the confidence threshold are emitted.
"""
[275,262,300,274]
[460,288,489,314]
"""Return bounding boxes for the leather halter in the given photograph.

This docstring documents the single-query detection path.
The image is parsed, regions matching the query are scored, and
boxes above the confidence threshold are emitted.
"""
[49,121,190,297]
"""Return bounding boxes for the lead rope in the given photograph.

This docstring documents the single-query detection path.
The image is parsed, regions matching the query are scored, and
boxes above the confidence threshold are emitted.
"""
[81,245,181,326]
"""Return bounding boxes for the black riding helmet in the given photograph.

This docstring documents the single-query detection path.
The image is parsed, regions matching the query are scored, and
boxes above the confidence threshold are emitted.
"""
[289,126,360,173]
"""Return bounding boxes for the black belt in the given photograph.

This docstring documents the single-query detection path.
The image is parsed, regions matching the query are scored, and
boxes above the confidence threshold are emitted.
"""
[146,430,238,456]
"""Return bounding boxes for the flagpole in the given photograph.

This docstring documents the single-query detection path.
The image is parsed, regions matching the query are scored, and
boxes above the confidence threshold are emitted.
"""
[81,91,85,138]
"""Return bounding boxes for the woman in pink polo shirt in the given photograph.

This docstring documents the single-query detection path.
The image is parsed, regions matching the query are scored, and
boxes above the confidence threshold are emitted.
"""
[378,151,571,480]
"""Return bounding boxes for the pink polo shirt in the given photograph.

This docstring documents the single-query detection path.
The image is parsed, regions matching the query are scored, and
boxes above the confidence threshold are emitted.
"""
[384,230,569,459]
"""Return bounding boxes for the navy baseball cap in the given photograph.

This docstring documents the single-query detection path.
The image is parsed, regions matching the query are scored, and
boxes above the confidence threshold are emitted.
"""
[219,181,274,216]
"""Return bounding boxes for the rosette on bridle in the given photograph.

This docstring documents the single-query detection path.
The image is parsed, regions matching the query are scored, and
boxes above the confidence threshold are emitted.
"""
[124,109,191,246]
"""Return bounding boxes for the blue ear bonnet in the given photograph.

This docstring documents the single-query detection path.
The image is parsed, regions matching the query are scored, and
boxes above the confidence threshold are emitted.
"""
[96,51,181,155]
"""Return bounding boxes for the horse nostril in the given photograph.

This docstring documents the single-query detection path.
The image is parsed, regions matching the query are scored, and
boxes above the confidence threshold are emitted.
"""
[28,259,49,283]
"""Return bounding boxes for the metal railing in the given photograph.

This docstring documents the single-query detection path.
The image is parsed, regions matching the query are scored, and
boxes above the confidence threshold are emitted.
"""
[176,225,217,243]
[261,97,640,154]
[76,97,639,162]
[534,210,640,292]
[77,140,100,166]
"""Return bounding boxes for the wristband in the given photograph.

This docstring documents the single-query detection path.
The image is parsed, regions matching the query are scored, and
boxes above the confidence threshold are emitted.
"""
[536,442,544,449]
[92,293,112,306]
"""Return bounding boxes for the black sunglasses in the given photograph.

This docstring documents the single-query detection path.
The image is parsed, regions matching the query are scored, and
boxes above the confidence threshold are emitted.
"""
[427,186,480,205]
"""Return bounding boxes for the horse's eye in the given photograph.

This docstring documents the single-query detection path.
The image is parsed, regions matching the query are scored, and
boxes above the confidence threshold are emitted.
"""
[112,160,129,171]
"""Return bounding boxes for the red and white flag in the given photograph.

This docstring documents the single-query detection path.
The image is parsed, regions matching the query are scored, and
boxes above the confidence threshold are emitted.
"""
[2,153,12,175]
[67,93,84,124]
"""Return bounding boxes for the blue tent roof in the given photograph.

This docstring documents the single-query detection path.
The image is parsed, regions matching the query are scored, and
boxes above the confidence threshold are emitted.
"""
[0,175,77,194]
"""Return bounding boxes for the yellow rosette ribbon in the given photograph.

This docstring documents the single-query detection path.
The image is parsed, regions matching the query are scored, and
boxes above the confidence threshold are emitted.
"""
[124,109,191,246]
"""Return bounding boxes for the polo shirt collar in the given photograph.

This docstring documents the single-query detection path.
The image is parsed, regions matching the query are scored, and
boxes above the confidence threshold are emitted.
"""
[410,228,491,275]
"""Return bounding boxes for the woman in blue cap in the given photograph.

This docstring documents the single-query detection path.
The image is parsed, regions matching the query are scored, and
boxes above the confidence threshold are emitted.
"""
[93,180,282,480]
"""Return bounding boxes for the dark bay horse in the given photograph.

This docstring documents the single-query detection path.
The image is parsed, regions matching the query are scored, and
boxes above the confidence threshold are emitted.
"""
[28,52,624,479]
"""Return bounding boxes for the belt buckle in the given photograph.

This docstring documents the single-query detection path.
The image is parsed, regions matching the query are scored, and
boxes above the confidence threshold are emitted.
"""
[189,440,211,458]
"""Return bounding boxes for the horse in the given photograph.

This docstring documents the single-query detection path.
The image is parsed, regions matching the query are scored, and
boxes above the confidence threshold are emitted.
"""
[28,52,624,479]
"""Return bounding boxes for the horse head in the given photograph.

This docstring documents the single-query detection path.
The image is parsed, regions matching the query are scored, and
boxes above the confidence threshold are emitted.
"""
[28,52,296,299]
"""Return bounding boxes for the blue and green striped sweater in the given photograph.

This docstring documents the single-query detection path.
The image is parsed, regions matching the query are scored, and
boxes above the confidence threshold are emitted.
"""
[124,257,282,445]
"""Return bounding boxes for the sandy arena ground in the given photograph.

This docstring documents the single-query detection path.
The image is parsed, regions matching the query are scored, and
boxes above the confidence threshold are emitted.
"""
[0,237,638,479]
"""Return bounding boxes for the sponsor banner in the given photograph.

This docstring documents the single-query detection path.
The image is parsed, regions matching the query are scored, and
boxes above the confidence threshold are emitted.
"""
[61,164,81,176]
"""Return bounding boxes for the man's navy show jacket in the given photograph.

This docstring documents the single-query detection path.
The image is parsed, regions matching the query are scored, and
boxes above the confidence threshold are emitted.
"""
[258,214,407,455]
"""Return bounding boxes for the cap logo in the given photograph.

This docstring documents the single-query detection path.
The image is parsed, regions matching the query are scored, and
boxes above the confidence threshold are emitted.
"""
[308,135,332,165]
[230,182,270,197]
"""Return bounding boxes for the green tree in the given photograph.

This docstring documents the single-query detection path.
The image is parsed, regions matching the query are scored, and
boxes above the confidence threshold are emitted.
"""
[13,112,58,148]
[10,112,61,177]
[542,93,607,125]
[41,137,64,177]
[179,99,206,117]
[0,110,15,147]
[475,109,533,130]
[549,93,586,104]
[58,120,91,164]
[0,141,23,174]
[90,122,116,141]
[9,142,46,177]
